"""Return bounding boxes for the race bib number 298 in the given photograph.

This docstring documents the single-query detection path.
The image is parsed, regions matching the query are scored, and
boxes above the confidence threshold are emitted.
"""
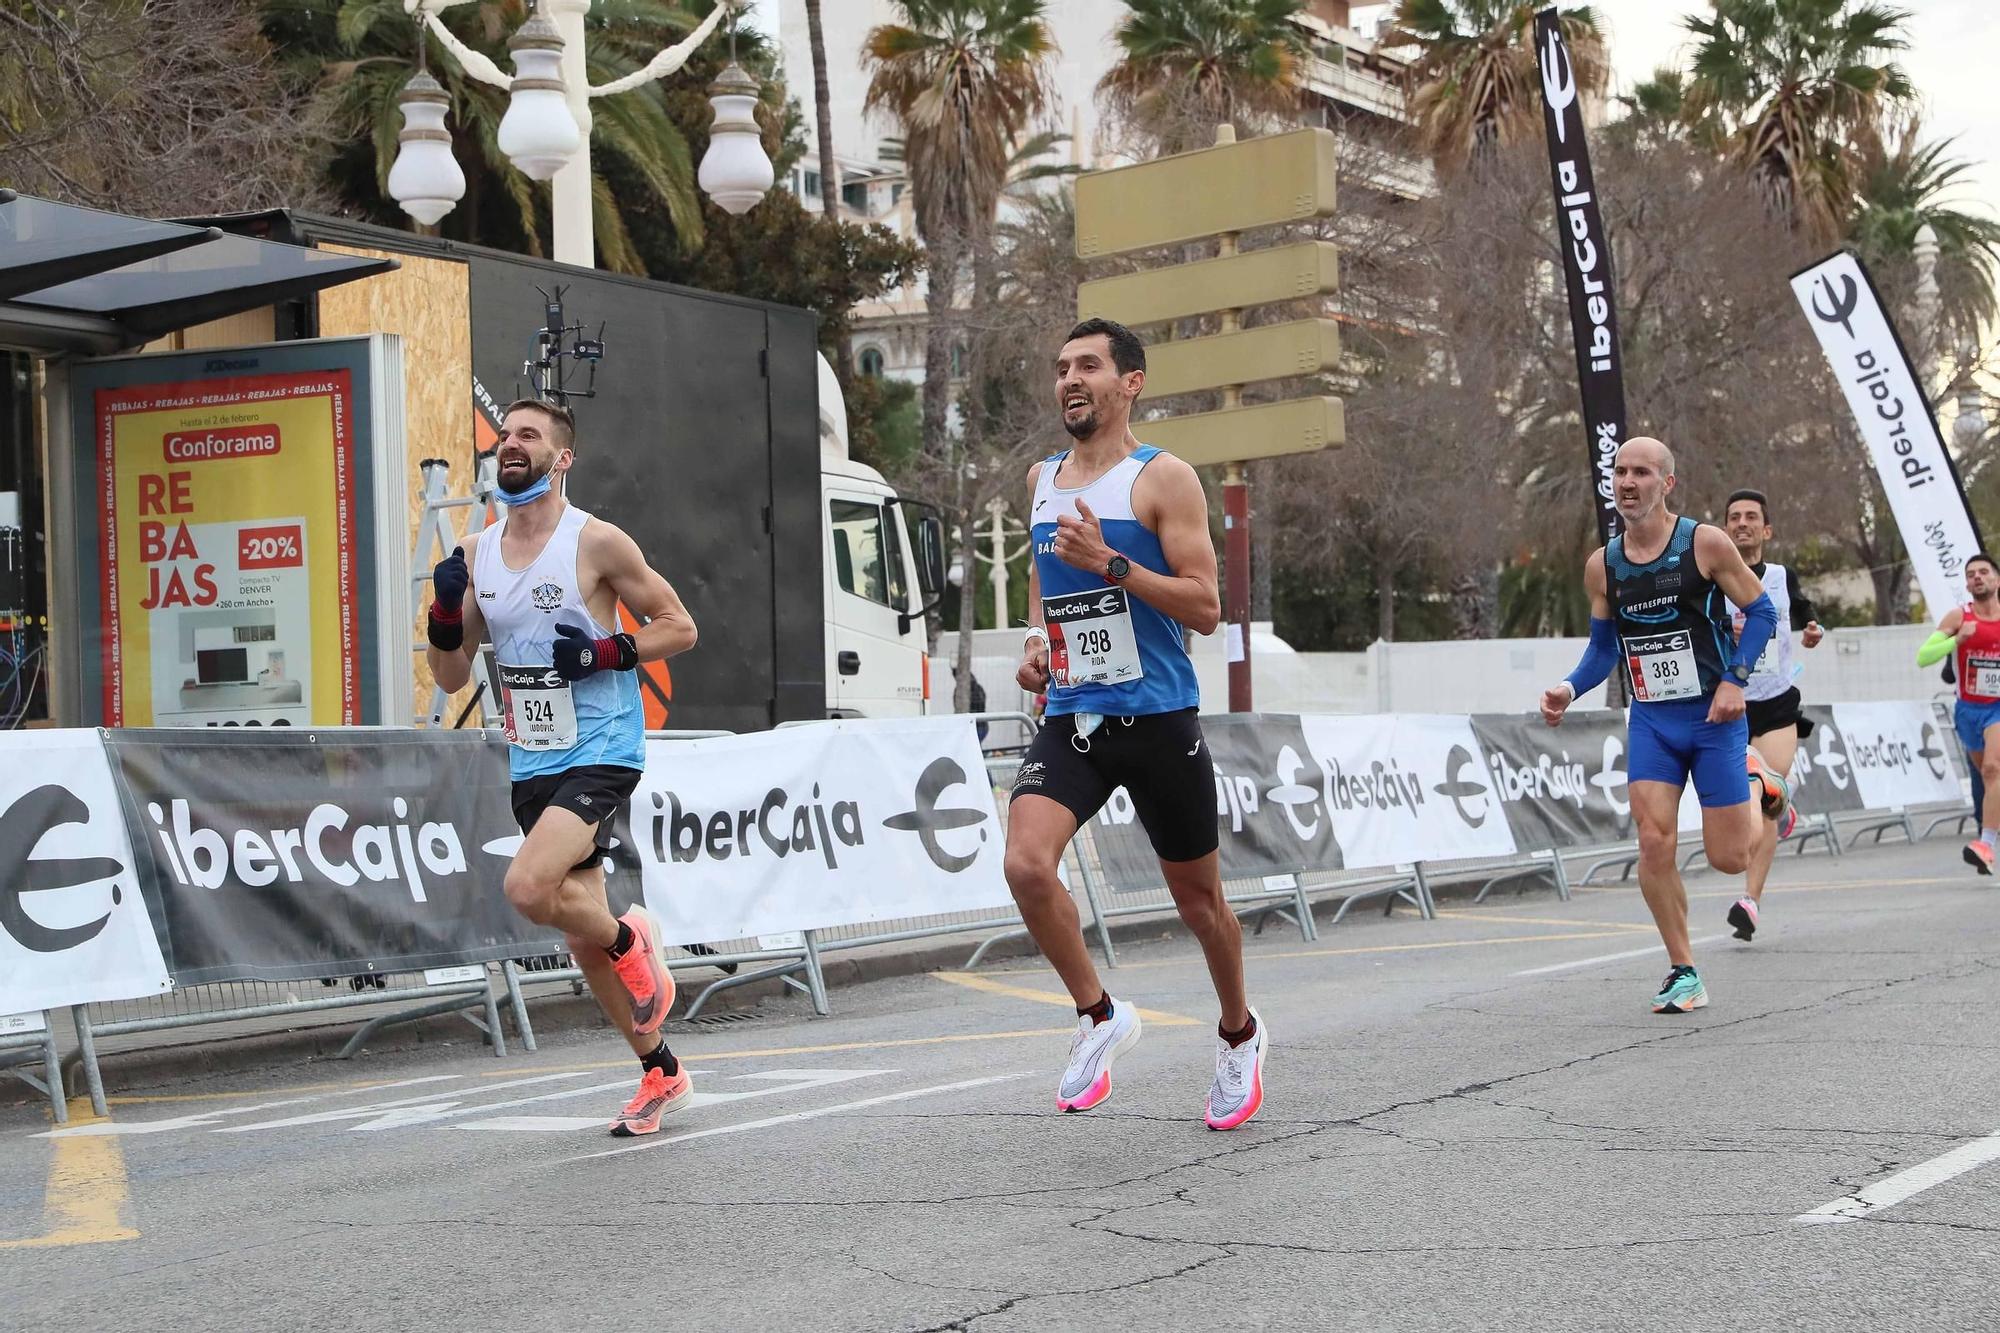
[1043,587,1145,689]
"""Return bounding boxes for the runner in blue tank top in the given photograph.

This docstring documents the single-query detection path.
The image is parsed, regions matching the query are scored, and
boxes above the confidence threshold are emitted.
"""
[1007,318,1266,1131]
[1539,438,1791,1015]
[427,397,701,1137]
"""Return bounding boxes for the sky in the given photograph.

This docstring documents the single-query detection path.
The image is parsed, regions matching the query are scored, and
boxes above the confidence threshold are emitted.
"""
[1351,1,2000,239]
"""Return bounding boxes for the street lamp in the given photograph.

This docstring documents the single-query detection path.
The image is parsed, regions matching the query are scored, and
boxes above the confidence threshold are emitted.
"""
[389,0,773,266]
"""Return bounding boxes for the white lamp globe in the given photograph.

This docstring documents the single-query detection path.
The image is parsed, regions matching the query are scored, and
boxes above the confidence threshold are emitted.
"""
[497,10,580,181]
[387,68,466,227]
[698,61,775,215]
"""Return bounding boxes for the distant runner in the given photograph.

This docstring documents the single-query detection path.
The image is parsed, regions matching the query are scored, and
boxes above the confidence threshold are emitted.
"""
[1915,552,2000,876]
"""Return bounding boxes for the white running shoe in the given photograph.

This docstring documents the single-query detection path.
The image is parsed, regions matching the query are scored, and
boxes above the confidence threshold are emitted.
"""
[1055,998,1140,1112]
[1205,1007,1268,1130]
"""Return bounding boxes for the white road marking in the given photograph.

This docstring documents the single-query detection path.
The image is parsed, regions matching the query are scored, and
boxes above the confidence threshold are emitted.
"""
[458,1069,892,1133]
[35,1075,468,1139]
[1797,1129,2000,1225]
[573,1072,1031,1161]
[215,1072,587,1133]
[1513,933,1732,977]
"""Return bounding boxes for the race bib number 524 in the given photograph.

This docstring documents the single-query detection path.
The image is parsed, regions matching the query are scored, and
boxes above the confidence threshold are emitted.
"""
[500,663,578,750]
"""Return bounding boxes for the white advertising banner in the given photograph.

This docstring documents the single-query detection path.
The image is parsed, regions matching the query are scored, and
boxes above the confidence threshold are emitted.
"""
[1792,252,1982,618]
[1831,701,1961,811]
[625,717,1011,942]
[1294,713,1521,870]
[0,732,171,1014]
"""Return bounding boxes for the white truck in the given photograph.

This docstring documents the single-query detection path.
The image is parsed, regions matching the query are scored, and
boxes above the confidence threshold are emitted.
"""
[817,353,945,717]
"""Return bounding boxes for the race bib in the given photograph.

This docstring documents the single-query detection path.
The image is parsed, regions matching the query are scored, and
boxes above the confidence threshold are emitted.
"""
[1043,587,1145,689]
[1970,654,2000,698]
[500,663,577,750]
[1625,630,1702,702]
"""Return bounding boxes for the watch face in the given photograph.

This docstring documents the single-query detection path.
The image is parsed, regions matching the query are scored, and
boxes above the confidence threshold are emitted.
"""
[1108,556,1130,580]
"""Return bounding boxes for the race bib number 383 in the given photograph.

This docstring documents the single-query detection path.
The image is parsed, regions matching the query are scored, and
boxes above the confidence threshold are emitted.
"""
[500,663,578,750]
[1625,630,1702,702]
[1044,587,1145,689]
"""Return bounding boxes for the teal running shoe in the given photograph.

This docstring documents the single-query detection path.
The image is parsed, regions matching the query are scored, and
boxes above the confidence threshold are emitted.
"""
[1652,965,1707,1014]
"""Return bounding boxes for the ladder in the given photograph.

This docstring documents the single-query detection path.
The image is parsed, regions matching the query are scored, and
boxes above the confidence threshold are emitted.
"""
[411,455,501,727]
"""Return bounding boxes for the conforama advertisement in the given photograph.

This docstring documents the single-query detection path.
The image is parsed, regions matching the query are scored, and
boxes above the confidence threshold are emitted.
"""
[70,337,408,728]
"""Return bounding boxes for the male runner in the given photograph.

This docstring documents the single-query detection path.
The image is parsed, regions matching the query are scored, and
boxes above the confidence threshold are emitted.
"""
[1540,439,1790,1013]
[427,398,699,1136]
[1719,488,1825,940]
[1008,317,1266,1130]
[1915,552,2000,874]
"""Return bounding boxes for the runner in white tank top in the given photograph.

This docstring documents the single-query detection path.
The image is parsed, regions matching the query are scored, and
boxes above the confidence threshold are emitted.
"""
[426,397,701,1137]
[1719,488,1825,941]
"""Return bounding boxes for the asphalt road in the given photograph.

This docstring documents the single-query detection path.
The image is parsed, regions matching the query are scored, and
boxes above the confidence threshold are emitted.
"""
[4,840,1997,1330]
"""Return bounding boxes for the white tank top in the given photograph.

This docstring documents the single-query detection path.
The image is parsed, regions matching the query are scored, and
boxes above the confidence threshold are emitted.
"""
[1727,561,1794,703]
[473,502,643,778]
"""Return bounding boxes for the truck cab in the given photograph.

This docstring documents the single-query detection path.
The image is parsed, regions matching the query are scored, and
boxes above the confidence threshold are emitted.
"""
[818,354,945,717]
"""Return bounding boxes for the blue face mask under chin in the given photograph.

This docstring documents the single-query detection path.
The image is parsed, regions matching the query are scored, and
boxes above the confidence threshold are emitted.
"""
[494,473,553,507]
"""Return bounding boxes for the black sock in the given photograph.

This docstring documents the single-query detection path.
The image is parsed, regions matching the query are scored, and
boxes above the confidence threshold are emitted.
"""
[606,920,635,961]
[1219,1014,1257,1047]
[1079,992,1113,1024]
[641,1039,678,1078]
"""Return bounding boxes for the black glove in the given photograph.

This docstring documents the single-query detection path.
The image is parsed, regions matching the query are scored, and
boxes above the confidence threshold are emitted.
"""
[552,623,637,681]
[428,546,469,651]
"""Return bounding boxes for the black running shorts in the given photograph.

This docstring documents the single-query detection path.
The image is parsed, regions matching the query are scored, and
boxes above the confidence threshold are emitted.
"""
[511,764,642,871]
[1010,707,1218,863]
[1745,686,1814,740]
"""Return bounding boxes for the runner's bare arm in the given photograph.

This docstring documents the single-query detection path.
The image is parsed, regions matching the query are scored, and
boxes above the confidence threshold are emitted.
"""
[1069,452,1218,634]
[427,530,485,695]
[591,523,696,661]
[1019,461,1050,692]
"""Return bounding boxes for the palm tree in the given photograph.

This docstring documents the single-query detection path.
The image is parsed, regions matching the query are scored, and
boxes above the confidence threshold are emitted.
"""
[1387,0,1605,171]
[264,0,768,273]
[1097,0,1308,156]
[862,0,1056,457]
[1848,120,2000,345]
[1684,0,1915,242]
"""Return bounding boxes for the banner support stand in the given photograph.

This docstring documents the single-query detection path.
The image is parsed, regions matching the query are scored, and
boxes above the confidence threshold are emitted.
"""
[500,959,539,1052]
[70,1004,107,1118]
[800,930,831,1016]
[1071,841,1119,968]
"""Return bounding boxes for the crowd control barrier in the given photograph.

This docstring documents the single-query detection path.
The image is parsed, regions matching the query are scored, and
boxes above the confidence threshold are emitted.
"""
[0,699,1968,1116]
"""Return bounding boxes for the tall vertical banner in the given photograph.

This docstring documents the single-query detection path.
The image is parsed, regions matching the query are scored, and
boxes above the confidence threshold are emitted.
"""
[1535,7,1627,545]
[70,337,411,727]
[1790,251,1984,617]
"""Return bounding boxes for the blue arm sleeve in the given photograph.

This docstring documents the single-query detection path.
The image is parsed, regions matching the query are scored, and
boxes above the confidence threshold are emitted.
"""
[1563,616,1619,697]
[1733,592,1778,675]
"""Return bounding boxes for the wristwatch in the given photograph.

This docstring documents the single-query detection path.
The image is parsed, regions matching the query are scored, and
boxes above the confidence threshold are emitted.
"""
[1728,663,1752,685]
[1105,554,1131,583]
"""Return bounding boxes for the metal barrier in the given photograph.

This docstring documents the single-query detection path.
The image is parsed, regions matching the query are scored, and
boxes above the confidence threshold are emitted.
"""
[1,1014,64,1123]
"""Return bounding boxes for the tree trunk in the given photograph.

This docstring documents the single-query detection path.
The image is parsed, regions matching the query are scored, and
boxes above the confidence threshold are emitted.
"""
[1870,559,1913,625]
[1449,564,1499,638]
[953,502,982,711]
[1376,559,1397,642]
[920,235,961,458]
[805,0,854,402]
[1251,460,1272,623]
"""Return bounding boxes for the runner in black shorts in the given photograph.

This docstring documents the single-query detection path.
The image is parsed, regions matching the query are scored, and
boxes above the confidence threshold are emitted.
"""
[1719,489,1824,940]
[1006,318,1265,1130]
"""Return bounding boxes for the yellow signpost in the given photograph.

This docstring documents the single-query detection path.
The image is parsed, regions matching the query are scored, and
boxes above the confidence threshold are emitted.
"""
[1072,126,1343,710]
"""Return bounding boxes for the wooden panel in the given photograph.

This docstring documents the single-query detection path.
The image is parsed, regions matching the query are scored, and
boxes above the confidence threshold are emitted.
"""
[318,245,479,725]
[1077,241,1339,328]
[1075,129,1337,257]
[1138,396,1344,467]
[1141,319,1341,399]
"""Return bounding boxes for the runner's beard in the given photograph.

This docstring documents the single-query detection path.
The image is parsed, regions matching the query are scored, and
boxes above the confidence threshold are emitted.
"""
[1062,407,1100,440]
[497,455,551,495]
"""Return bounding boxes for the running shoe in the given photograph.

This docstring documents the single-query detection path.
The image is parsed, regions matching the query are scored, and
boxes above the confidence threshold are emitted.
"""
[1964,840,1995,876]
[1055,998,1140,1112]
[610,907,675,1034]
[609,1065,692,1136]
[1746,751,1792,825]
[1778,803,1798,840]
[1652,965,1707,1014]
[1205,1008,1268,1131]
[1727,897,1759,941]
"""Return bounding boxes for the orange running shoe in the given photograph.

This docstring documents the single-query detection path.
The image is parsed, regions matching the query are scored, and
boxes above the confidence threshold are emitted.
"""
[1964,840,1994,876]
[610,907,675,1034]
[609,1065,693,1136]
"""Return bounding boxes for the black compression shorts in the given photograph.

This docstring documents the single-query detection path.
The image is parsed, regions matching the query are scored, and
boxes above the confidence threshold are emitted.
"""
[1745,686,1814,740]
[511,764,641,872]
[1009,707,1218,863]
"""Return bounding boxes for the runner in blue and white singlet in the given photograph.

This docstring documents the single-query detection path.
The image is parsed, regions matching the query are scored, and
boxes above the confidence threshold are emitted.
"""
[1006,317,1267,1132]
[425,396,700,1138]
